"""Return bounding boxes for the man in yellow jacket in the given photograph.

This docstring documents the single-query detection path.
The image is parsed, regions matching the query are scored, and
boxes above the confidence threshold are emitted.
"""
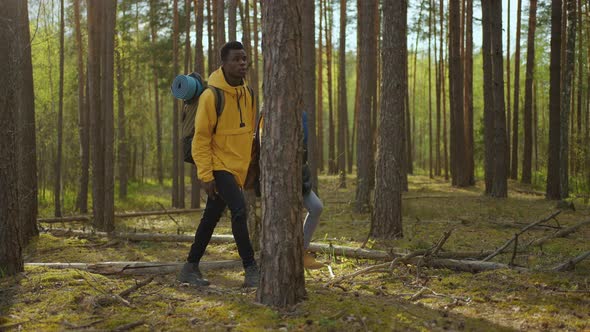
[178,41,258,287]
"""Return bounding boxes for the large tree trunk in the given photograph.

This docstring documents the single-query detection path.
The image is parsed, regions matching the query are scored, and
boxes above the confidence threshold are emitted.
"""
[88,0,117,232]
[258,0,306,308]
[17,0,38,243]
[172,0,180,207]
[511,0,523,180]
[372,0,405,240]
[522,0,537,183]
[546,0,562,200]
[74,0,90,214]
[559,0,576,199]
[0,0,24,275]
[354,0,376,213]
[337,0,347,188]
[490,0,508,197]
[449,0,469,187]
[302,0,317,192]
[55,0,65,217]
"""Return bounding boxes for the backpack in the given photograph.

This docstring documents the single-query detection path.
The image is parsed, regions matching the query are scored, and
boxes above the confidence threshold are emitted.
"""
[178,72,254,164]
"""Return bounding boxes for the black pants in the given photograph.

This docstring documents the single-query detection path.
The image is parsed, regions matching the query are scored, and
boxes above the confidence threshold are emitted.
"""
[187,170,255,268]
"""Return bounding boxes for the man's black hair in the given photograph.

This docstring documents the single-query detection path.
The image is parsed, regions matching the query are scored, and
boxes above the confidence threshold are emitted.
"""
[220,41,245,62]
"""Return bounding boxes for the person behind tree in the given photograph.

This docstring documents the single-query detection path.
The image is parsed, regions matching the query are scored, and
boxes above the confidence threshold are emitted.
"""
[301,111,325,269]
[177,41,259,287]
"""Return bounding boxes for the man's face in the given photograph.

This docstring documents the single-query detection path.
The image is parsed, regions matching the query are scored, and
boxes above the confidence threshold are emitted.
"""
[223,49,248,79]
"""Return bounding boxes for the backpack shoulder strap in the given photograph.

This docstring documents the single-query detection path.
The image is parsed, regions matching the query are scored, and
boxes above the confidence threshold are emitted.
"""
[209,86,224,134]
[247,86,255,109]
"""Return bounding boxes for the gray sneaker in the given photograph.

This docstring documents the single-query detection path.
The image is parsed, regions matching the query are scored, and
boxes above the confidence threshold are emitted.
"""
[177,262,210,286]
[243,264,259,288]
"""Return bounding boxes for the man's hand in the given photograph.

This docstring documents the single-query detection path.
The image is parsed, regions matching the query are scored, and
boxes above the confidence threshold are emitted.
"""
[203,180,217,199]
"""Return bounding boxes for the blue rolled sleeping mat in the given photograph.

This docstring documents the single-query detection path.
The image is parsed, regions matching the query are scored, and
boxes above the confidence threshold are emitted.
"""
[171,74,204,101]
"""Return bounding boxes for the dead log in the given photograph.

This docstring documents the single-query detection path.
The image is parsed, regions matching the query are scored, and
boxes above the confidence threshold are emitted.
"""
[529,220,590,247]
[25,260,242,276]
[38,208,203,224]
[552,251,590,272]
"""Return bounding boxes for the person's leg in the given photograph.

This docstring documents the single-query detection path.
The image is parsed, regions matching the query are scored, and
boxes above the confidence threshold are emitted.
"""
[186,196,226,263]
[179,195,226,285]
[303,190,323,249]
[213,171,256,268]
[302,190,325,269]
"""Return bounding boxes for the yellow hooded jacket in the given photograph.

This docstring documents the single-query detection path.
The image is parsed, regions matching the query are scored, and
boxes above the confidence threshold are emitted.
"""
[192,68,256,187]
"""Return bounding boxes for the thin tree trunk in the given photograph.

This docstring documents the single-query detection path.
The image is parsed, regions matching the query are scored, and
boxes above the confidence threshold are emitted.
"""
[511,0,523,179]
[116,31,127,199]
[228,0,236,41]
[490,0,508,197]
[172,0,180,207]
[428,0,433,178]
[317,0,324,173]
[464,0,474,185]
[207,0,214,74]
[559,0,576,198]
[337,0,347,188]
[149,0,163,185]
[434,0,441,176]
[522,0,537,183]
[506,0,512,171]
[547,0,563,199]
[251,0,260,111]
[215,0,225,67]
[325,0,336,175]
[54,0,65,217]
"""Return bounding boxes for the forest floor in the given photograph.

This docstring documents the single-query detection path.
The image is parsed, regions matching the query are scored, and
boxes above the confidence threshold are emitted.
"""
[1,175,589,331]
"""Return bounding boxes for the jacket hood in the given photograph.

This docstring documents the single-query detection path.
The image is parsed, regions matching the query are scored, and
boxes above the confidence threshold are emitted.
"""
[207,67,248,95]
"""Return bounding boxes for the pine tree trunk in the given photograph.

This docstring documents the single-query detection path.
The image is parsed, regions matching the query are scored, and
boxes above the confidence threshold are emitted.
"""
[149,0,164,185]
[302,0,317,192]
[116,34,127,199]
[546,0,563,199]
[355,0,376,213]
[215,0,225,67]
[372,0,405,240]
[54,0,65,217]
[482,0,495,194]
[506,0,512,171]
[522,0,537,183]
[325,0,336,175]
[1,0,24,275]
[464,0,474,185]
[337,0,347,188]
[207,0,214,74]
[257,0,306,307]
[559,0,576,198]
[88,0,117,232]
[441,0,449,180]
[449,0,468,187]
[490,0,508,197]
[510,0,522,179]
[428,0,433,178]
[251,0,260,111]
[317,0,324,173]
[74,0,90,213]
[228,0,237,41]
[172,0,180,207]
[16,0,38,242]
[194,0,204,73]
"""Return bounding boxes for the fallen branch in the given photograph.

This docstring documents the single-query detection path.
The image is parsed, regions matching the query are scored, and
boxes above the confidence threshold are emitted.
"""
[38,208,203,224]
[111,320,145,332]
[119,277,154,298]
[25,260,242,276]
[483,211,561,261]
[529,220,590,247]
[513,189,545,196]
[42,228,494,262]
[552,251,590,272]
